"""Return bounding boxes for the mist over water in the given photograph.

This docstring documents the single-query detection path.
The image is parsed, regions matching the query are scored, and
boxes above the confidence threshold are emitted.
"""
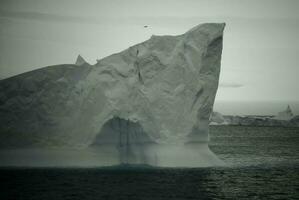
[1,126,298,200]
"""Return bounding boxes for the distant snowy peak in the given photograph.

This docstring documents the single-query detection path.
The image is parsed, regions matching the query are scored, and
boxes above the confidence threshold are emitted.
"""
[75,54,89,66]
[275,105,294,120]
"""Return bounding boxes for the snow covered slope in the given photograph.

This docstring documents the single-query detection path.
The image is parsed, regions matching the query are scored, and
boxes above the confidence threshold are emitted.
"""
[0,23,225,167]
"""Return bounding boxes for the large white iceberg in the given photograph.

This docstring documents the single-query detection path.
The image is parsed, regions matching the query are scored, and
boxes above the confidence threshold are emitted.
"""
[0,23,225,167]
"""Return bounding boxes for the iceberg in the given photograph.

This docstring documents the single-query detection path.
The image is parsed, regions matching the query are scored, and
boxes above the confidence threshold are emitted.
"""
[274,105,294,121]
[210,111,228,125]
[212,105,299,127]
[0,23,225,167]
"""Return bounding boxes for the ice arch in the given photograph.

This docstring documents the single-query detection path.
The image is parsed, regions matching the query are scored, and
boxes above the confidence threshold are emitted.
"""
[91,117,156,165]
[89,116,223,167]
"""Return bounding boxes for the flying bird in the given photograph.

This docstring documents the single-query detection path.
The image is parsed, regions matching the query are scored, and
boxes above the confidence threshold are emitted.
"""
[144,25,148,28]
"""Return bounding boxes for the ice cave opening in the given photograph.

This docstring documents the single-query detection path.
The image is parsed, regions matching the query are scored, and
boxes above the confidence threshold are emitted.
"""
[90,116,156,165]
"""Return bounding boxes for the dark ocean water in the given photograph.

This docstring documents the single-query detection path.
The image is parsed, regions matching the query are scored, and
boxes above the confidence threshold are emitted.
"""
[1,126,299,200]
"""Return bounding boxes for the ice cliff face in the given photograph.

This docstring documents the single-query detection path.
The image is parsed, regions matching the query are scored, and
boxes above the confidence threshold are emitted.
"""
[0,23,225,167]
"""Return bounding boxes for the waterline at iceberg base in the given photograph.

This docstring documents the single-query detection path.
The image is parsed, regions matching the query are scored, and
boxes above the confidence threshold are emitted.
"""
[0,143,222,167]
[0,23,225,167]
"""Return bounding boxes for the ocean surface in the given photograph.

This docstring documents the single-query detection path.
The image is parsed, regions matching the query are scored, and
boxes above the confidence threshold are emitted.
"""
[0,126,298,200]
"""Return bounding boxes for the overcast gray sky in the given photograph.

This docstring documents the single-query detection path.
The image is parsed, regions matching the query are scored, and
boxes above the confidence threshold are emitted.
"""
[0,0,298,115]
